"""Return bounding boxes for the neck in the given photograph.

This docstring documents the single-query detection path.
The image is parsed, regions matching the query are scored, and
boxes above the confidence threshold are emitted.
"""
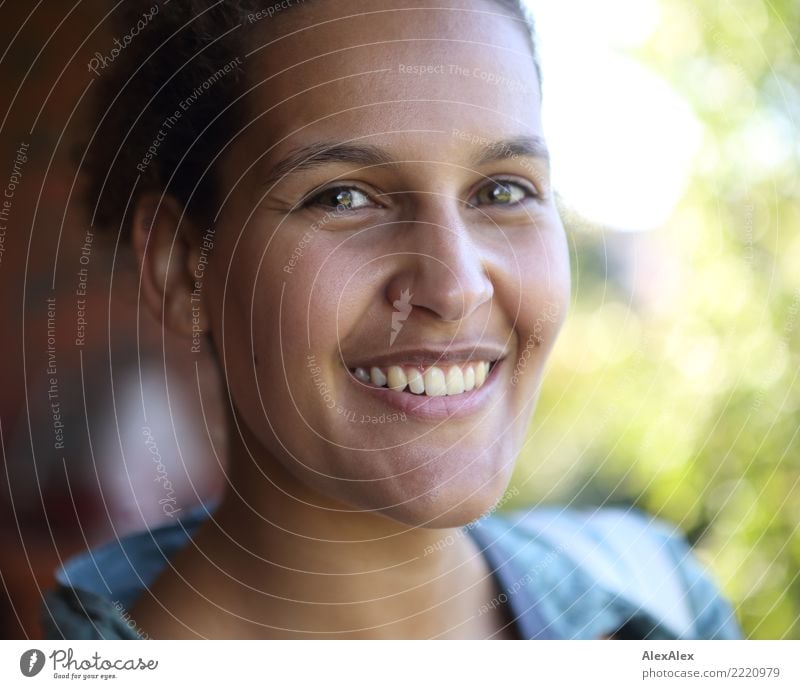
[193,413,502,638]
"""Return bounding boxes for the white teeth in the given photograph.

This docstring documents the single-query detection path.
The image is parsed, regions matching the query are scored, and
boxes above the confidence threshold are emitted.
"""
[370,367,387,387]
[407,368,425,394]
[445,366,465,395]
[463,366,475,391]
[475,361,487,388]
[352,360,494,396]
[387,366,407,391]
[423,367,447,397]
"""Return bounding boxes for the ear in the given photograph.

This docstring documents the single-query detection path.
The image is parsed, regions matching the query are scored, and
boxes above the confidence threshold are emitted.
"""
[131,192,210,338]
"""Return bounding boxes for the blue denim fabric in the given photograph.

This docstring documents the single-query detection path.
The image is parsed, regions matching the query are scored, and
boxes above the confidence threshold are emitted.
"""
[41,502,742,640]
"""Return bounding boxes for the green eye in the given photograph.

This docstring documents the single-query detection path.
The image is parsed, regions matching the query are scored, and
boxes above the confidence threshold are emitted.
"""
[474,180,534,206]
[305,186,374,211]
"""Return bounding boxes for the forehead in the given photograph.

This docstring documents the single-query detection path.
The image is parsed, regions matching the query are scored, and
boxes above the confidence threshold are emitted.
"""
[239,0,542,161]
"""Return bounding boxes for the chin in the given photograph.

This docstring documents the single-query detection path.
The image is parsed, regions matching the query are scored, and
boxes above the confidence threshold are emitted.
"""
[289,416,526,528]
[384,479,515,529]
[344,456,517,529]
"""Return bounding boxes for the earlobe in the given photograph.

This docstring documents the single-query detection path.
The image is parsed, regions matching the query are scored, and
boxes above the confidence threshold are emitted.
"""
[131,193,207,337]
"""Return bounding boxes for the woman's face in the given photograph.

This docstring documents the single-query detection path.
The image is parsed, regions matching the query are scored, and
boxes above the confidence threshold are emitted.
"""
[204,0,570,527]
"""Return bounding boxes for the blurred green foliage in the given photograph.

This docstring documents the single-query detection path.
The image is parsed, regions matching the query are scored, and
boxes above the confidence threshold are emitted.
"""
[512,0,799,639]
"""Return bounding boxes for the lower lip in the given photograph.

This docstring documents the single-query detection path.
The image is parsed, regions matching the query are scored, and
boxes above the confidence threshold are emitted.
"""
[346,359,506,421]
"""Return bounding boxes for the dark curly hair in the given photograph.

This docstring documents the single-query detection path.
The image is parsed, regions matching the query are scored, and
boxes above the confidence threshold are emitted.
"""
[83,0,540,236]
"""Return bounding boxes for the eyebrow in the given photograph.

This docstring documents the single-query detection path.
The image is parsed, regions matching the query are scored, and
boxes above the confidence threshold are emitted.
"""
[258,135,550,190]
[260,141,395,189]
[471,135,550,167]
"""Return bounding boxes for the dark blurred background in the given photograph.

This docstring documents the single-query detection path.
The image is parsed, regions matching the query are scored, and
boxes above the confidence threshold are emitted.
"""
[0,1,226,638]
[1,0,798,639]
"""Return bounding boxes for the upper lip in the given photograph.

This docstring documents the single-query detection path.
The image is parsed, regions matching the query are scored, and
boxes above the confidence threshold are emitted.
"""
[345,344,508,369]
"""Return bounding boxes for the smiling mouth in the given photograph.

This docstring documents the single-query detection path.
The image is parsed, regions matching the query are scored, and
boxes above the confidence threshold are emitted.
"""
[348,360,499,397]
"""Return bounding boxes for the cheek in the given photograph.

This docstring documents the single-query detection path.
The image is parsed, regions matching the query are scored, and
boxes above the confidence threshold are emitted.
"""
[499,223,570,380]
[223,230,373,443]
[275,235,374,365]
[228,221,358,358]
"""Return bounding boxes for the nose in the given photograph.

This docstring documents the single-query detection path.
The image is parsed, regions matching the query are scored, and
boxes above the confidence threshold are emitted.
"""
[385,200,494,322]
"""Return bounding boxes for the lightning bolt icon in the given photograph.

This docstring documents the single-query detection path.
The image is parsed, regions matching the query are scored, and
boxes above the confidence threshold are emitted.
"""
[28,651,38,672]
[390,289,413,346]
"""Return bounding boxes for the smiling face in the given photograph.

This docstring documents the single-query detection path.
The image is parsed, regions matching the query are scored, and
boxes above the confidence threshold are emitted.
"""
[201,0,570,527]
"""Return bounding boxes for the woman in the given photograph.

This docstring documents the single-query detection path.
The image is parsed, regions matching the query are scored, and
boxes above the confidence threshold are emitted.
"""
[43,0,741,639]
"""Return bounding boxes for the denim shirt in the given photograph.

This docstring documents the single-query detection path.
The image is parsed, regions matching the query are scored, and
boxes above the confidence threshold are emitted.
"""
[41,503,742,640]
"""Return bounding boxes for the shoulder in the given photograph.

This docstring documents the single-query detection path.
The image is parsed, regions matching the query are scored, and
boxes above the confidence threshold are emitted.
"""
[471,505,742,640]
[41,502,212,640]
